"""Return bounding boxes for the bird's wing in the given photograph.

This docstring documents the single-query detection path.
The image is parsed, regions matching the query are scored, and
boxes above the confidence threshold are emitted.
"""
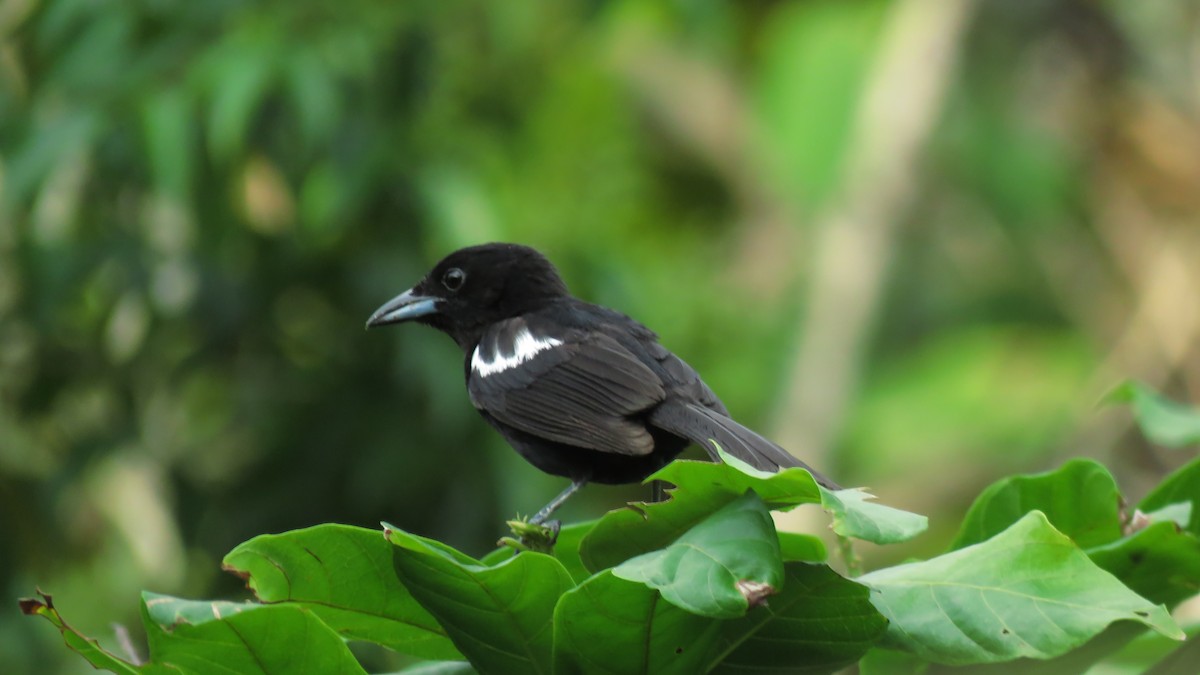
[468,325,666,457]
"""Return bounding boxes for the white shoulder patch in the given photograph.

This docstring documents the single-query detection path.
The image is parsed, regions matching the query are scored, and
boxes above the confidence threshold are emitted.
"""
[471,329,563,377]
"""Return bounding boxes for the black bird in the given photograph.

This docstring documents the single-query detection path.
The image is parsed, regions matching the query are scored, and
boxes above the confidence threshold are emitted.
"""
[367,243,839,525]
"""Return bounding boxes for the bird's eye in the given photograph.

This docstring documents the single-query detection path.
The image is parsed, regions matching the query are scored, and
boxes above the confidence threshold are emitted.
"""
[441,268,466,291]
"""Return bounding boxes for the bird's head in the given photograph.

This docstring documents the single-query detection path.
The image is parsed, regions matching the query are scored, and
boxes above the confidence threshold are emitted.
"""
[366,243,569,348]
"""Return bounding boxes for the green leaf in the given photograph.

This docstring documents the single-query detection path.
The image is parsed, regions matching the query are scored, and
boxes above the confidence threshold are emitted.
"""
[1147,632,1200,675]
[1087,521,1200,607]
[951,458,1123,550]
[141,595,366,674]
[551,520,600,583]
[478,546,516,567]
[553,571,719,675]
[554,564,884,675]
[861,623,1152,675]
[613,491,784,619]
[1143,502,1193,530]
[1142,499,1190,526]
[393,662,478,675]
[1140,456,1200,537]
[580,455,923,572]
[19,591,140,674]
[25,589,365,673]
[860,511,1183,665]
[778,531,828,562]
[711,563,888,674]
[722,448,927,545]
[819,487,929,545]
[577,503,680,574]
[384,522,574,675]
[857,648,925,675]
[1108,381,1200,448]
[143,592,255,626]
[672,451,830,509]
[223,524,459,659]
[578,458,820,572]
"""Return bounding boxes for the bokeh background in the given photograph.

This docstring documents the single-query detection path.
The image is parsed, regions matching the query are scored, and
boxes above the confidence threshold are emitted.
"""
[3,0,1199,672]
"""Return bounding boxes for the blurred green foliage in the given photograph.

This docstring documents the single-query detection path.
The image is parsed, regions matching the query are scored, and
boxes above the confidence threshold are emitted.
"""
[3,0,1199,672]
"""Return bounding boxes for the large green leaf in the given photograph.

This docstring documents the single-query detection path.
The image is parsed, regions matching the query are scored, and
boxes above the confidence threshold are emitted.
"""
[1108,381,1200,448]
[141,594,366,674]
[860,511,1183,665]
[551,520,600,583]
[859,622,1151,675]
[613,491,784,619]
[857,648,923,675]
[778,531,828,562]
[143,592,254,627]
[580,455,924,572]
[22,589,366,674]
[577,500,679,574]
[1087,521,1200,608]
[1140,456,1200,537]
[579,458,821,572]
[722,449,927,545]
[553,571,719,675]
[222,524,459,659]
[951,458,1123,550]
[658,454,822,512]
[384,523,573,675]
[711,563,887,674]
[554,564,884,675]
[818,487,929,545]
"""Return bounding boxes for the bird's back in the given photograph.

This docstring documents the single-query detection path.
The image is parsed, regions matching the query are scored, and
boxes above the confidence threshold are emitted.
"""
[552,299,730,417]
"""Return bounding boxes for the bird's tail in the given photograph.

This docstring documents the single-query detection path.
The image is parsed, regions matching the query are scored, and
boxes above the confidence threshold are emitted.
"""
[648,400,841,490]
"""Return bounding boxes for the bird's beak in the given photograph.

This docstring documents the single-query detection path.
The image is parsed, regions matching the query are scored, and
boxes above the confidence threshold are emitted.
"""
[366,288,440,328]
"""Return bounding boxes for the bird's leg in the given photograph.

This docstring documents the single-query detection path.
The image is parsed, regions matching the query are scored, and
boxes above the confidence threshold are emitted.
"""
[530,480,586,525]
[650,479,666,503]
[501,480,586,554]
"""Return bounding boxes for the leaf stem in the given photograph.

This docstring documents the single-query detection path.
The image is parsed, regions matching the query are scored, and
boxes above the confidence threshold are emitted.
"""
[837,534,862,578]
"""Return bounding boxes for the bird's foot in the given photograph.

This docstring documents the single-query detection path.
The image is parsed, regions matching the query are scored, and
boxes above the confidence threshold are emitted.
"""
[499,517,560,554]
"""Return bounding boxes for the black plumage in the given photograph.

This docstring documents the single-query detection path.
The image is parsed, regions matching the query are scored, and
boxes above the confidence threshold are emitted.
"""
[367,243,839,522]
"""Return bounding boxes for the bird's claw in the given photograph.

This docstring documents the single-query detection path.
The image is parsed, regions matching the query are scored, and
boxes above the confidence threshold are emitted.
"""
[501,517,560,554]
